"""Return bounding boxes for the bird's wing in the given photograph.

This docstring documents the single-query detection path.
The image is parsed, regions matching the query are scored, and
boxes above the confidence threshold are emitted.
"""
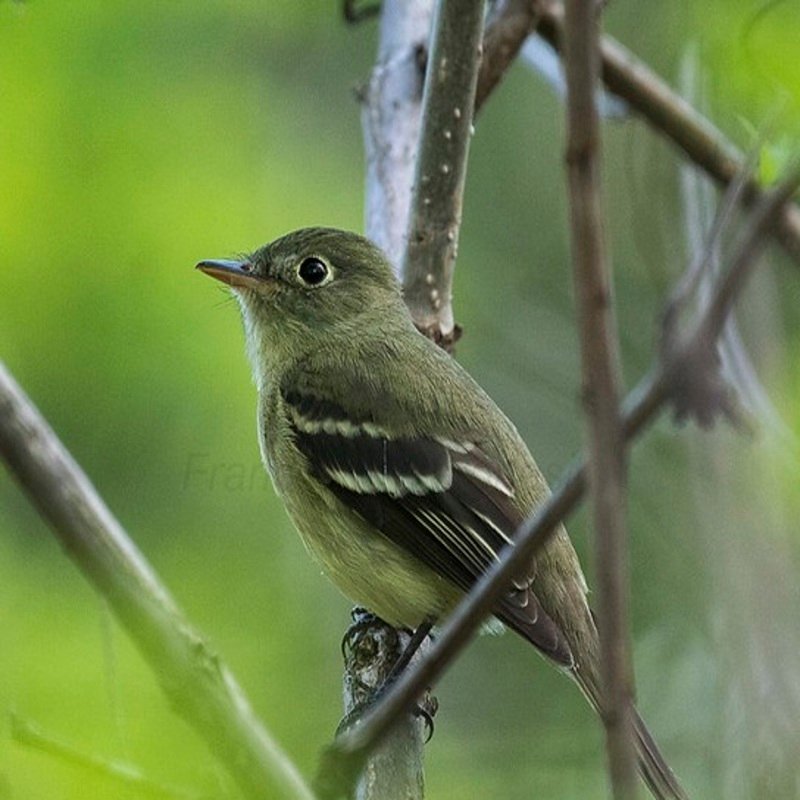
[282,388,573,665]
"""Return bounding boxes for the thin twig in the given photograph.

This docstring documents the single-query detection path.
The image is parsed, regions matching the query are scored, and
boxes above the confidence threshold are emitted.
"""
[666,134,764,333]
[0,363,315,800]
[700,166,800,345]
[321,164,800,778]
[475,0,540,113]
[343,0,381,24]
[536,2,800,267]
[10,713,210,800]
[358,0,543,270]
[665,166,800,427]
[562,0,637,796]
[401,0,487,348]
[668,154,758,430]
[678,53,790,434]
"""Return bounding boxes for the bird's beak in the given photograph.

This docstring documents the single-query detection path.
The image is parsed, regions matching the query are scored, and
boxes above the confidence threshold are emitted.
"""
[195,259,262,290]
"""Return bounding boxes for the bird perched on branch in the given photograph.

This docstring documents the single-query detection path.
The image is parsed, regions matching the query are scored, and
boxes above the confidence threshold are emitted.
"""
[197,227,687,800]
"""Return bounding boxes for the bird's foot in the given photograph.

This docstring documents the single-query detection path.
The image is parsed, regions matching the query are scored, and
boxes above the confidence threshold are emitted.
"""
[337,616,438,740]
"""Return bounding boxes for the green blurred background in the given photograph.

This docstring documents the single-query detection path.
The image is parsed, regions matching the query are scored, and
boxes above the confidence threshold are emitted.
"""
[1,2,799,798]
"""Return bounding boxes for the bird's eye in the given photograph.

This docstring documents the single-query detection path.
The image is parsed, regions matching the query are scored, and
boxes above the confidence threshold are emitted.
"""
[297,257,330,287]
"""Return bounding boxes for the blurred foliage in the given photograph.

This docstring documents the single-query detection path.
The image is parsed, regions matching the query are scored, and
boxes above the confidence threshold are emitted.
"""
[692,0,800,134]
[0,2,798,799]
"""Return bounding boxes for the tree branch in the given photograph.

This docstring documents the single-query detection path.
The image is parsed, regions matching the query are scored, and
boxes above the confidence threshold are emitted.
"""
[475,0,540,113]
[401,0,487,347]
[321,614,431,800]
[10,714,208,800]
[666,109,767,430]
[361,0,434,270]
[669,166,800,427]
[361,0,541,271]
[0,363,315,800]
[701,170,800,340]
[536,1,800,267]
[321,163,800,780]
[325,5,488,794]
[562,0,637,796]
[343,625,426,800]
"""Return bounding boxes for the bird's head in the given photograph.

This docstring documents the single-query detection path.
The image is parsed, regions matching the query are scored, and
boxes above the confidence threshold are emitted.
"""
[197,227,406,377]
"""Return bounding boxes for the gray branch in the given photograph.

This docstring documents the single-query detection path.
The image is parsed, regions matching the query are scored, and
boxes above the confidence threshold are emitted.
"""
[0,363,315,800]
[362,0,434,270]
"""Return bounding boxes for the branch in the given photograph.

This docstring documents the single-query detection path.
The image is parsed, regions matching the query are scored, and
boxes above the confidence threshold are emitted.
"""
[11,713,209,800]
[342,624,428,800]
[322,163,800,778]
[475,0,540,113]
[664,169,800,428]
[680,170,800,419]
[334,3,484,794]
[401,0,487,347]
[316,614,431,800]
[0,363,315,800]
[667,105,766,430]
[692,167,800,356]
[536,2,800,268]
[360,0,540,273]
[361,0,434,269]
[562,0,637,796]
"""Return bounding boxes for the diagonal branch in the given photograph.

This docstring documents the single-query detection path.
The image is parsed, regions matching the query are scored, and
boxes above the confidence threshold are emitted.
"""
[321,163,800,780]
[562,0,637,796]
[694,166,800,349]
[11,714,208,800]
[536,1,800,267]
[475,0,540,113]
[0,363,315,800]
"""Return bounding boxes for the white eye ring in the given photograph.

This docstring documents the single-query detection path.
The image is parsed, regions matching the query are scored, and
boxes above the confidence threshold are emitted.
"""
[297,257,332,287]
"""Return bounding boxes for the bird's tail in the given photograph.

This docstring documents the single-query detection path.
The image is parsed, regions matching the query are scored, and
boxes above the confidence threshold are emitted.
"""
[632,705,688,800]
[572,667,689,800]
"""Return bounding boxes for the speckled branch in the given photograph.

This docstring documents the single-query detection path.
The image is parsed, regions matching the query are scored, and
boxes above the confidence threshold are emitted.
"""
[0,363,315,800]
[401,0,487,347]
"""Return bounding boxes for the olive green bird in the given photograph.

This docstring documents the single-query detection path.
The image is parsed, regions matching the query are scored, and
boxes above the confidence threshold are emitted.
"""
[197,227,687,800]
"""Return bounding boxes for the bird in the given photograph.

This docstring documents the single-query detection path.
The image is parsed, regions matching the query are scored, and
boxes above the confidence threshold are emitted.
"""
[197,226,688,799]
